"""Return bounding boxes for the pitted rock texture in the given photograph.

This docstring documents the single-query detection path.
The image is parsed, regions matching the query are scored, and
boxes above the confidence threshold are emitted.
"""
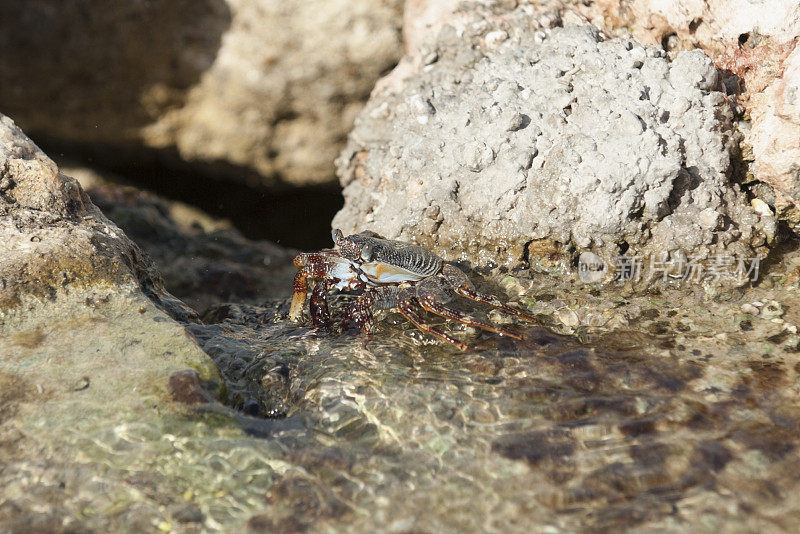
[0,114,232,531]
[334,21,774,267]
[0,0,402,187]
[394,1,800,234]
[0,114,187,318]
[569,0,800,230]
[577,0,800,58]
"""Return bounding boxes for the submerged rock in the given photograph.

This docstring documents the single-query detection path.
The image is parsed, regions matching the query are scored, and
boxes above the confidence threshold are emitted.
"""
[334,12,775,267]
[189,258,800,532]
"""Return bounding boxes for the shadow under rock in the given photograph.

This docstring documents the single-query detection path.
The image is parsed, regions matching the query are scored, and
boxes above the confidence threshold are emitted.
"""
[0,0,231,146]
[86,182,297,314]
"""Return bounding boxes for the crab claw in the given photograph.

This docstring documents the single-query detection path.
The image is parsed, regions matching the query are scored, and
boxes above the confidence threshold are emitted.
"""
[332,228,344,246]
[289,250,362,323]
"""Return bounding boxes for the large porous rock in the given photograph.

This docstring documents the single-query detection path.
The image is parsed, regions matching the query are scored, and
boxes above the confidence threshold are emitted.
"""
[334,16,774,268]
[578,1,800,229]
[0,0,403,187]
[564,0,800,232]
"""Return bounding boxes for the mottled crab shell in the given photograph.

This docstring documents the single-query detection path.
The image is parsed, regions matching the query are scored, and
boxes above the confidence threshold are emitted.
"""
[334,230,443,286]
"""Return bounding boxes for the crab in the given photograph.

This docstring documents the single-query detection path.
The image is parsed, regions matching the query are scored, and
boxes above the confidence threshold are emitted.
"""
[289,230,537,350]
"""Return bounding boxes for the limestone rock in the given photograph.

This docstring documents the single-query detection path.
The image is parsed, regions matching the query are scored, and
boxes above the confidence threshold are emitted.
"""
[334,15,773,267]
[747,46,800,225]
[568,0,800,230]
[0,113,241,530]
[0,114,161,311]
[581,0,800,58]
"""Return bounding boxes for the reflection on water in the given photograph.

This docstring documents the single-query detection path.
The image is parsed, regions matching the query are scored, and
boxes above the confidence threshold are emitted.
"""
[190,284,800,532]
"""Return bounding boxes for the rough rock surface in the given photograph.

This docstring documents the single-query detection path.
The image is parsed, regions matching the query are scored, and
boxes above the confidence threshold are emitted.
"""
[0,114,251,529]
[0,292,229,532]
[4,114,800,531]
[184,252,800,532]
[744,44,800,223]
[565,0,800,230]
[0,0,403,186]
[335,18,774,267]
[579,0,800,58]
[0,115,163,312]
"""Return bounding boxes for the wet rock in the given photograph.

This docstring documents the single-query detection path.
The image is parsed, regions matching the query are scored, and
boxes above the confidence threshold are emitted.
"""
[169,369,216,404]
[741,303,760,315]
[5,104,800,531]
[0,0,403,187]
[0,114,251,530]
[186,254,800,531]
[170,503,205,524]
[335,13,773,267]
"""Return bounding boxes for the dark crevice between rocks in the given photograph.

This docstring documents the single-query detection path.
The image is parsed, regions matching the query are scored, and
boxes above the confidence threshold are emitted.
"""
[377,59,400,79]
[170,365,307,438]
[37,138,344,251]
[170,304,308,432]
[660,32,679,54]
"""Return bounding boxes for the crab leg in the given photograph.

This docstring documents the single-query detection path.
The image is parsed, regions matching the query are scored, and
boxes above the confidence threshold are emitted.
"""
[289,251,346,322]
[417,298,523,340]
[441,264,537,323]
[414,275,523,340]
[396,289,468,351]
[309,280,331,329]
[346,286,398,333]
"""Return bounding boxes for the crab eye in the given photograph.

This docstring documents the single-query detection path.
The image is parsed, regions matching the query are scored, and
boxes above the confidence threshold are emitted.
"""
[332,229,344,246]
[360,244,373,262]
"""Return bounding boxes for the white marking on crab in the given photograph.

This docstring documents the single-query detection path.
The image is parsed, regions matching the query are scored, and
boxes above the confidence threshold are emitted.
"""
[329,259,361,290]
[358,262,427,286]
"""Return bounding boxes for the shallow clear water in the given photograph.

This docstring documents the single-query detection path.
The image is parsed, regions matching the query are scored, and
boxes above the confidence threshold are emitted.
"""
[189,280,800,532]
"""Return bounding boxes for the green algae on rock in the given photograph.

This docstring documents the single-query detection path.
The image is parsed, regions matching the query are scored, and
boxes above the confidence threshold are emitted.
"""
[0,113,272,530]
